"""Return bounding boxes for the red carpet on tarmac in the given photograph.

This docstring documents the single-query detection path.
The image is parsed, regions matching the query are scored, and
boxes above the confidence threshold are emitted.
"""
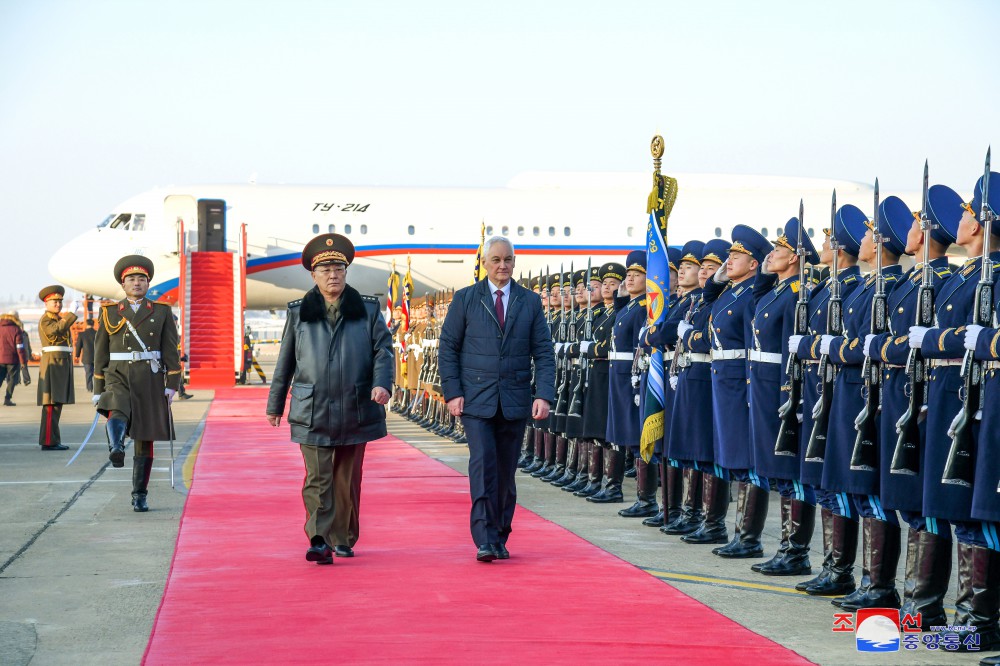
[144,388,812,665]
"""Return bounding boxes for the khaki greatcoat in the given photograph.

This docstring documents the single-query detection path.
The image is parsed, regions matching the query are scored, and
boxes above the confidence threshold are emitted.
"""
[37,311,77,405]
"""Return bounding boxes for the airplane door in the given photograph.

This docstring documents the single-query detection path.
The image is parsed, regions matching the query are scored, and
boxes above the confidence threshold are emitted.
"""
[164,195,198,253]
[198,199,227,252]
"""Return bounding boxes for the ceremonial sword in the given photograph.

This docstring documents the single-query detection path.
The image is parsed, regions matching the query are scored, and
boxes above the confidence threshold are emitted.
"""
[65,411,102,467]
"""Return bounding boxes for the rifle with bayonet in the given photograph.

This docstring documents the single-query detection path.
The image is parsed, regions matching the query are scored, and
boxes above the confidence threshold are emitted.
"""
[805,191,841,462]
[555,263,575,416]
[776,199,808,456]
[852,179,886,470]
[892,161,935,475]
[943,148,994,486]
[569,259,593,417]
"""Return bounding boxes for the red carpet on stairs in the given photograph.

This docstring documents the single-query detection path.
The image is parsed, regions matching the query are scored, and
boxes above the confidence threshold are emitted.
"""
[144,388,812,665]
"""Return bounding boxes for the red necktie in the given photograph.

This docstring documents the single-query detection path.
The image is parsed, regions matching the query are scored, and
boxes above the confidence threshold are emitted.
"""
[495,290,505,330]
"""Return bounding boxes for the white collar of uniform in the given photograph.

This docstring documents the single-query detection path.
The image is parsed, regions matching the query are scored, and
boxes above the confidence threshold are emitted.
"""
[487,280,511,300]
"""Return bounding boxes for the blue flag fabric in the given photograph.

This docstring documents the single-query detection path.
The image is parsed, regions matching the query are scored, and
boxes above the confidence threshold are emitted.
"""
[640,211,670,461]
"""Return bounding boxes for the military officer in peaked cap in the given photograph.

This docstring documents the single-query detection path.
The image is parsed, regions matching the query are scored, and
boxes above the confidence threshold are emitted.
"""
[540,271,575,483]
[790,204,865,596]
[37,285,77,451]
[866,185,958,626]
[668,239,730,540]
[639,243,701,528]
[689,226,771,558]
[926,172,1000,653]
[820,202,906,610]
[93,255,182,511]
[583,261,627,502]
[747,216,820,577]
[267,233,393,564]
[603,250,650,512]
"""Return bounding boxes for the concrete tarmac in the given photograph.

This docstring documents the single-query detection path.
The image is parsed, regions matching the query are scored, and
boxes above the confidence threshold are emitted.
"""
[0,366,992,665]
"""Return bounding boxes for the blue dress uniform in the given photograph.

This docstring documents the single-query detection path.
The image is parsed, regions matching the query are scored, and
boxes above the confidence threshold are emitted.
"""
[605,250,647,451]
[868,184,960,629]
[822,199,910,611]
[693,226,772,557]
[749,216,820,577]
[668,238,732,541]
[793,207,866,596]
[932,172,1000,653]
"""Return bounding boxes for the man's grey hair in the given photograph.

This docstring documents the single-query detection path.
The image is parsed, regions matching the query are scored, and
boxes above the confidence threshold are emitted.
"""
[483,235,514,257]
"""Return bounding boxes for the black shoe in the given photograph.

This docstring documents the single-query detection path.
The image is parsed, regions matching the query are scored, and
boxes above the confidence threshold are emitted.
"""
[624,465,637,478]
[334,545,354,558]
[496,544,509,560]
[178,393,193,400]
[306,544,334,565]
[109,448,125,467]
[805,572,856,596]
[131,493,149,512]
[587,488,624,503]
[713,540,765,558]
[661,513,703,536]
[681,523,730,544]
[3,399,14,406]
[618,501,658,518]
[41,444,69,451]
[642,511,666,527]
[476,544,497,562]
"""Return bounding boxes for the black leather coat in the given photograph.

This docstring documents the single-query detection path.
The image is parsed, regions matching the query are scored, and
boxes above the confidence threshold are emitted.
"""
[267,285,394,446]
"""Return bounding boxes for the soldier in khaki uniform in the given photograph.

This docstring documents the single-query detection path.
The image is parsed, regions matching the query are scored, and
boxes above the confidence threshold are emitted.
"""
[37,285,77,451]
[93,255,181,512]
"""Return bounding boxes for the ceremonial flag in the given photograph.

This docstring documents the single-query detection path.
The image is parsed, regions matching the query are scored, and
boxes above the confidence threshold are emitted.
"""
[473,221,486,282]
[402,255,414,334]
[639,171,679,463]
[386,259,400,327]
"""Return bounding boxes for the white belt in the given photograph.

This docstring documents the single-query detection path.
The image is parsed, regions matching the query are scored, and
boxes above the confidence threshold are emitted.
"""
[42,346,72,353]
[688,353,711,364]
[609,352,634,361]
[928,359,962,368]
[571,359,581,366]
[987,361,1000,371]
[712,349,746,361]
[110,351,162,361]
[749,350,782,364]
[663,351,675,361]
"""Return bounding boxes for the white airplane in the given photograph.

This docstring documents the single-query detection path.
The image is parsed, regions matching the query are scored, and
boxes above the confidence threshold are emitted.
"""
[49,171,906,310]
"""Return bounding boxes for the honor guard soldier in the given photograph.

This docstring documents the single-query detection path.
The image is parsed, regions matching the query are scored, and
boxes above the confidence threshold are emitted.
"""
[923,171,1000,653]
[820,202,906,609]
[748,216,820,576]
[520,275,546,468]
[523,274,558,474]
[640,243,700,527]
[790,205,865,596]
[555,266,597,488]
[540,271,574,483]
[867,185,958,625]
[94,255,182,511]
[584,262,627,502]
[602,251,648,512]
[963,171,1000,658]
[37,285,77,451]
[667,240,729,540]
[694,226,771,557]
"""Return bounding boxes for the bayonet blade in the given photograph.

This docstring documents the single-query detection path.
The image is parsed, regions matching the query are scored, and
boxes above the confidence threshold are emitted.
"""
[921,160,929,224]
[798,198,804,253]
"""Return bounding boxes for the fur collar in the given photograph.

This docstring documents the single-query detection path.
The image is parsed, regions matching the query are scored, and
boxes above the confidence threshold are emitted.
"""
[300,285,367,323]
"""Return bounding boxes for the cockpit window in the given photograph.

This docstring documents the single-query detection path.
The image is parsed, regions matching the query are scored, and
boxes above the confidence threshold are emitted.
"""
[102,213,146,231]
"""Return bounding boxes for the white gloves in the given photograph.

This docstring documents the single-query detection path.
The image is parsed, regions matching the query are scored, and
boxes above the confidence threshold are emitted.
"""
[669,375,678,391]
[165,388,176,404]
[864,334,877,359]
[820,335,834,356]
[677,321,693,338]
[964,324,984,352]
[788,334,804,352]
[91,393,101,405]
[579,341,591,354]
[713,265,729,284]
[633,394,640,406]
[760,254,775,275]
[908,326,928,349]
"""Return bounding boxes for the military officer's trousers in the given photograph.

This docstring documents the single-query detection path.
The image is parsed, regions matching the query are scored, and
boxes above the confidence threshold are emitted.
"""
[300,443,366,549]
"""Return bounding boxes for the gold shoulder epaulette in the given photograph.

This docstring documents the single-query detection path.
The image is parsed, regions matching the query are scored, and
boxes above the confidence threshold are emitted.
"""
[935,268,952,278]
[790,280,800,294]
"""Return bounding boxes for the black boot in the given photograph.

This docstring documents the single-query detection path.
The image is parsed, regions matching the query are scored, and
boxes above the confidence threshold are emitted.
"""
[107,417,128,468]
[542,437,569,482]
[899,529,951,630]
[575,442,604,497]
[798,507,834,591]
[760,498,814,576]
[553,438,580,487]
[624,449,636,478]
[947,543,1000,652]
[531,433,557,477]
[563,441,589,492]
[663,468,704,535]
[714,482,768,558]
[618,457,659,518]
[681,473,729,544]
[643,462,677,527]
[838,517,901,610]
[753,495,790,572]
[587,446,624,503]
[131,455,153,512]
[806,512,858,596]
[522,430,545,473]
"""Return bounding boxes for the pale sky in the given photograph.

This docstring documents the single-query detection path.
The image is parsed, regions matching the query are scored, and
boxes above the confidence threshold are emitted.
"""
[1,0,997,300]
